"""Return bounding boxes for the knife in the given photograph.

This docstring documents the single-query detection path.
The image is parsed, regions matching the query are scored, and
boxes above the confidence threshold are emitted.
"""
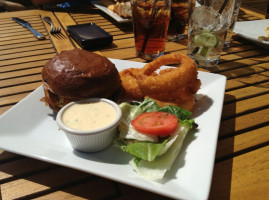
[12,17,45,40]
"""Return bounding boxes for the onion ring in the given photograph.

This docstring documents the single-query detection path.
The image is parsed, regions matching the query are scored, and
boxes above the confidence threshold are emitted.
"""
[119,53,201,111]
[137,54,201,111]
[119,68,144,100]
[137,54,199,97]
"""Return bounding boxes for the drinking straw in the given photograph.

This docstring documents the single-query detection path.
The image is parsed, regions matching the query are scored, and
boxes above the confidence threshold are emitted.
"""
[141,0,158,53]
[218,0,229,14]
[202,0,229,14]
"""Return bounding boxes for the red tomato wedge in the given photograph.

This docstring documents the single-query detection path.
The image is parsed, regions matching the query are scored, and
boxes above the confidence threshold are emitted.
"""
[131,111,178,137]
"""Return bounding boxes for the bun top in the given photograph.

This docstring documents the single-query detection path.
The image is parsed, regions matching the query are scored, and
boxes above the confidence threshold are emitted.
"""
[42,49,121,99]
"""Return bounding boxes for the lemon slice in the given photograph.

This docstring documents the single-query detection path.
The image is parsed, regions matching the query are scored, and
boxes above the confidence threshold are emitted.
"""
[192,32,219,57]
[193,32,219,48]
[199,46,211,57]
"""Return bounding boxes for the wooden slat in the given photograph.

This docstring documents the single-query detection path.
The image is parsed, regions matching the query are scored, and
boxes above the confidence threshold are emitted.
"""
[31,178,118,200]
[0,82,42,97]
[0,60,47,73]
[0,54,55,66]
[209,145,269,200]
[226,71,269,91]
[224,82,269,103]
[0,44,53,55]
[0,105,14,115]
[219,108,269,137]
[0,67,42,80]
[222,93,269,119]
[214,53,269,73]
[221,63,269,80]
[0,150,21,161]
[0,40,52,51]
[0,158,52,181]
[241,0,268,19]
[216,126,269,159]
[0,35,49,47]
[1,167,93,200]
[0,49,55,61]
[116,183,171,200]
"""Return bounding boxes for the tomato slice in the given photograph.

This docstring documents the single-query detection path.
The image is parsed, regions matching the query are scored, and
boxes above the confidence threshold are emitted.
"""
[131,111,178,137]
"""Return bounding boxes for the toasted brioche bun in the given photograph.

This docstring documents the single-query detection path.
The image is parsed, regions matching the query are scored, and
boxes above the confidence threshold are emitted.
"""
[42,49,122,111]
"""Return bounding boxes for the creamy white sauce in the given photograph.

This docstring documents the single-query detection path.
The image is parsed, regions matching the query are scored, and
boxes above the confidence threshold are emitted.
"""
[62,101,117,131]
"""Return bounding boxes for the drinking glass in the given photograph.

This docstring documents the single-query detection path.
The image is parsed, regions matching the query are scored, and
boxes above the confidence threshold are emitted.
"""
[265,1,269,19]
[167,0,195,41]
[224,0,242,47]
[188,0,235,67]
[131,0,171,60]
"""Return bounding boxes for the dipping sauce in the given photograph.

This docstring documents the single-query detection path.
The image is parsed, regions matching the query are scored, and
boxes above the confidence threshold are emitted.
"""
[62,101,117,131]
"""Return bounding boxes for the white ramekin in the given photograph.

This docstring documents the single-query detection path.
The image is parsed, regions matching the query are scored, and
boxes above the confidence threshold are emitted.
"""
[56,98,122,152]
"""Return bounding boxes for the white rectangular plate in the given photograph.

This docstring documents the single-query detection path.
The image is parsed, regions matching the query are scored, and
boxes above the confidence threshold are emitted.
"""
[0,59,226,200]
[234,19,269,49]
[91,0,132,23]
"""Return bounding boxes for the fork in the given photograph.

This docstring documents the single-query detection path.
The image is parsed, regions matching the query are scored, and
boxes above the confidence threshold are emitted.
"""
[42,16,61,34]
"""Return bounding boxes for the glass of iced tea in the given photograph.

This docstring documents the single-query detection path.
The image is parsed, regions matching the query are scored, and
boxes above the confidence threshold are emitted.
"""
[131,0,171,60]
[167,0,195,41]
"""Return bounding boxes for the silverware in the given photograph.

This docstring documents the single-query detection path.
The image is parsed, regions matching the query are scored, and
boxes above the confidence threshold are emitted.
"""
[12,17,45,40]
[42,16,61,34]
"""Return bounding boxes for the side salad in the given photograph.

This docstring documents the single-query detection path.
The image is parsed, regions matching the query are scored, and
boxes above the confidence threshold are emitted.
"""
[117,98,196,181]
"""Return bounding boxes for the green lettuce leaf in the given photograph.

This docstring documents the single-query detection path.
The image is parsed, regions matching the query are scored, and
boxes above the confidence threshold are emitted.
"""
[118,98,195,162]
[119,102,143,125]
[124,139,168,162]
[117,98,195,180]
[118,126,186,162]
[129,125,189,180]
[138,97,160,112]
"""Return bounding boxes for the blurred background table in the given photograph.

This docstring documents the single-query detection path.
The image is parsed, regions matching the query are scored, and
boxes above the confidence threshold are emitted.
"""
[0,1,268,199]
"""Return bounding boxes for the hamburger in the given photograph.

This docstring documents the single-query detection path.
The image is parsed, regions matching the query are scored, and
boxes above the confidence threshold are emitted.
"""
[42,49,122,112]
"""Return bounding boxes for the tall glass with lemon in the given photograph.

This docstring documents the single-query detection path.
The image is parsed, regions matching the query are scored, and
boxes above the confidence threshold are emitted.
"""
[188,0,235,67]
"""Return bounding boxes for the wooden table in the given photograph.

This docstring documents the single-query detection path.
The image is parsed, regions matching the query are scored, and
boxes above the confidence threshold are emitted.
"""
[0,3,268,200]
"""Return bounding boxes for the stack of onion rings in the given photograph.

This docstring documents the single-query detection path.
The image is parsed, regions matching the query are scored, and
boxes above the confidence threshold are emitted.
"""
[119,53,201,111]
